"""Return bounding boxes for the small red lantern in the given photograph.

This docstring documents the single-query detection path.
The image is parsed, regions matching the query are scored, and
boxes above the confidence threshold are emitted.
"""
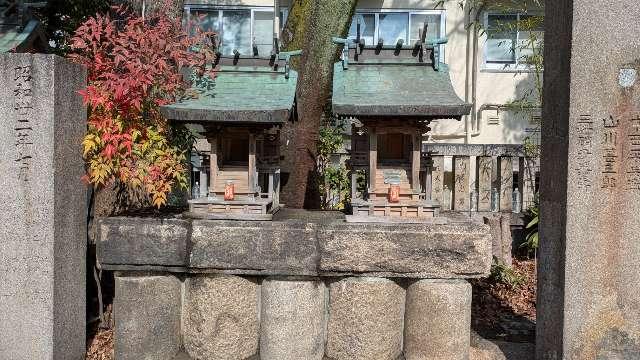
[388,184,400,203]
[224,181,235,201]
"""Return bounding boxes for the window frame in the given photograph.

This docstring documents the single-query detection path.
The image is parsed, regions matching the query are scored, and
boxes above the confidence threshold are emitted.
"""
[348,8,447,61]
[482,11,543,72]
[184,5,289,56]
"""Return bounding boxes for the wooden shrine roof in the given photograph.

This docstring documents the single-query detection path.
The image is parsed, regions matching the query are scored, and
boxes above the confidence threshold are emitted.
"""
[331,35,471,119]
[0,3,48,53]
[161,52,300,125]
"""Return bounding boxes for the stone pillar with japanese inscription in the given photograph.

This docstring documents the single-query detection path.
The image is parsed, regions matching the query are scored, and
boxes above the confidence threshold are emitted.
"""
[476,156,492,211]
[498,157,513,212]
[519,157,537,210]
[538,1,640,359]
[0,54,87,359]
[431,156,445,204]
[453,156,470,211]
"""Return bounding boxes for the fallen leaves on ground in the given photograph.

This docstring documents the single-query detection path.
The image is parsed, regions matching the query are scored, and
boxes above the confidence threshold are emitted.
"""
[86,305,114,360]
[471,257,537,342]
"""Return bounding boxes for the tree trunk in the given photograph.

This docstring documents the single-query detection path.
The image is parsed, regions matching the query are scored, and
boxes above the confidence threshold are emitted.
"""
[279,0,356,208]
[118,0,184,19]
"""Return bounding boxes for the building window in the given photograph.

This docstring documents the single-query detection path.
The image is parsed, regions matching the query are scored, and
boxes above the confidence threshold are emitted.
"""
[185,6,288,56]
[347,10,445,53]
[484,12,543,70]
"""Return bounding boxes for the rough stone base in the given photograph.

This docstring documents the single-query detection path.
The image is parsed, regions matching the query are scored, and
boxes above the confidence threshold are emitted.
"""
[404,279,471,360]
[114,274,474,360]
[114,274,182,360]
[326,277,405,360]
[260,277,327,360]
[183,275,260,360]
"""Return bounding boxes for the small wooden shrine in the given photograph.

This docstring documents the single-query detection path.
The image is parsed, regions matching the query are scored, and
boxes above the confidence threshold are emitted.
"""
[161,50,301,220]
[332,23,471,222]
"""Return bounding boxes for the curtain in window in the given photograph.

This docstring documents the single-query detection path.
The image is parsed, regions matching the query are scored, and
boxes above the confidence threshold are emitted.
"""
[254,11,274,56]
[348,13,376,45]
[410,14,441,43]
[486,14,517,64]
[378,13,409,45]
[222,10,251,55]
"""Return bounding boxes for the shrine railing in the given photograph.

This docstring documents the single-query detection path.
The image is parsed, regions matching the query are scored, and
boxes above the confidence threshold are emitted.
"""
[423,143,539,213]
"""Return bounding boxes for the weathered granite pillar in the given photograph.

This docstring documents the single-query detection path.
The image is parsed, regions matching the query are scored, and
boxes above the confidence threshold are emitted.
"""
[484,215,513,267]
[114,274,182,360]
[326,277,405,360]
[431,155,445,204]
[498,156,513,212]
[477,156,493,211]
[519,156,537,210]
[453,155,471,211]
[539,1,640,359]
[404,279,471,360]
[260,277,327,360]
[183,275,260,359]
[0,54,87,359]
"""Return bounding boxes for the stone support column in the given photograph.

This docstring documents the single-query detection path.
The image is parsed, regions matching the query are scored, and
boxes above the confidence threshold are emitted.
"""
[183,275,259,360]
[404,279,471,360]
[326,277,405,360]
[114,274,182,360]
[260,277,326,360]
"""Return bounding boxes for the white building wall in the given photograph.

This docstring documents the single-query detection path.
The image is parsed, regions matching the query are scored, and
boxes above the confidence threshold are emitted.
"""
[187,0,290,6]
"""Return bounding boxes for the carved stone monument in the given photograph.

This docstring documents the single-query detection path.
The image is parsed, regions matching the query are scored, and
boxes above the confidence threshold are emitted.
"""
[0,54,87,359]
[539,1,640,359]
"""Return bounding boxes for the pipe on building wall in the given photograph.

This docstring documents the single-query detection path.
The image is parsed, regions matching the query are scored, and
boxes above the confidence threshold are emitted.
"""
[430,0,486,142]
[274,0,280,50]
[463,1,472,143]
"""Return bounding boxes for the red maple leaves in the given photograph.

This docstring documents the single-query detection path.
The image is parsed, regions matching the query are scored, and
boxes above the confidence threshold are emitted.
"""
[71,4,216,207]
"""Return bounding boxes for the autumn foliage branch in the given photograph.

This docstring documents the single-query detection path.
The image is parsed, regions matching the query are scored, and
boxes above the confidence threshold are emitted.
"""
[70,5,215,207]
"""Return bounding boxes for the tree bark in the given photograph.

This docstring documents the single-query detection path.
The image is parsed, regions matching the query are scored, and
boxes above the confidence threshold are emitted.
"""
[117,0,184,19]
[279,0,356,208]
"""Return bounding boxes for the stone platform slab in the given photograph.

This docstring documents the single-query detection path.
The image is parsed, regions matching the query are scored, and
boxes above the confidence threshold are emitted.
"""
[98,210,491,278]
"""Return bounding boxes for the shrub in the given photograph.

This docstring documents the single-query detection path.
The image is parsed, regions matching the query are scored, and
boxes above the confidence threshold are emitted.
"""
[70,5,215,207]
[490,257,525,288]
